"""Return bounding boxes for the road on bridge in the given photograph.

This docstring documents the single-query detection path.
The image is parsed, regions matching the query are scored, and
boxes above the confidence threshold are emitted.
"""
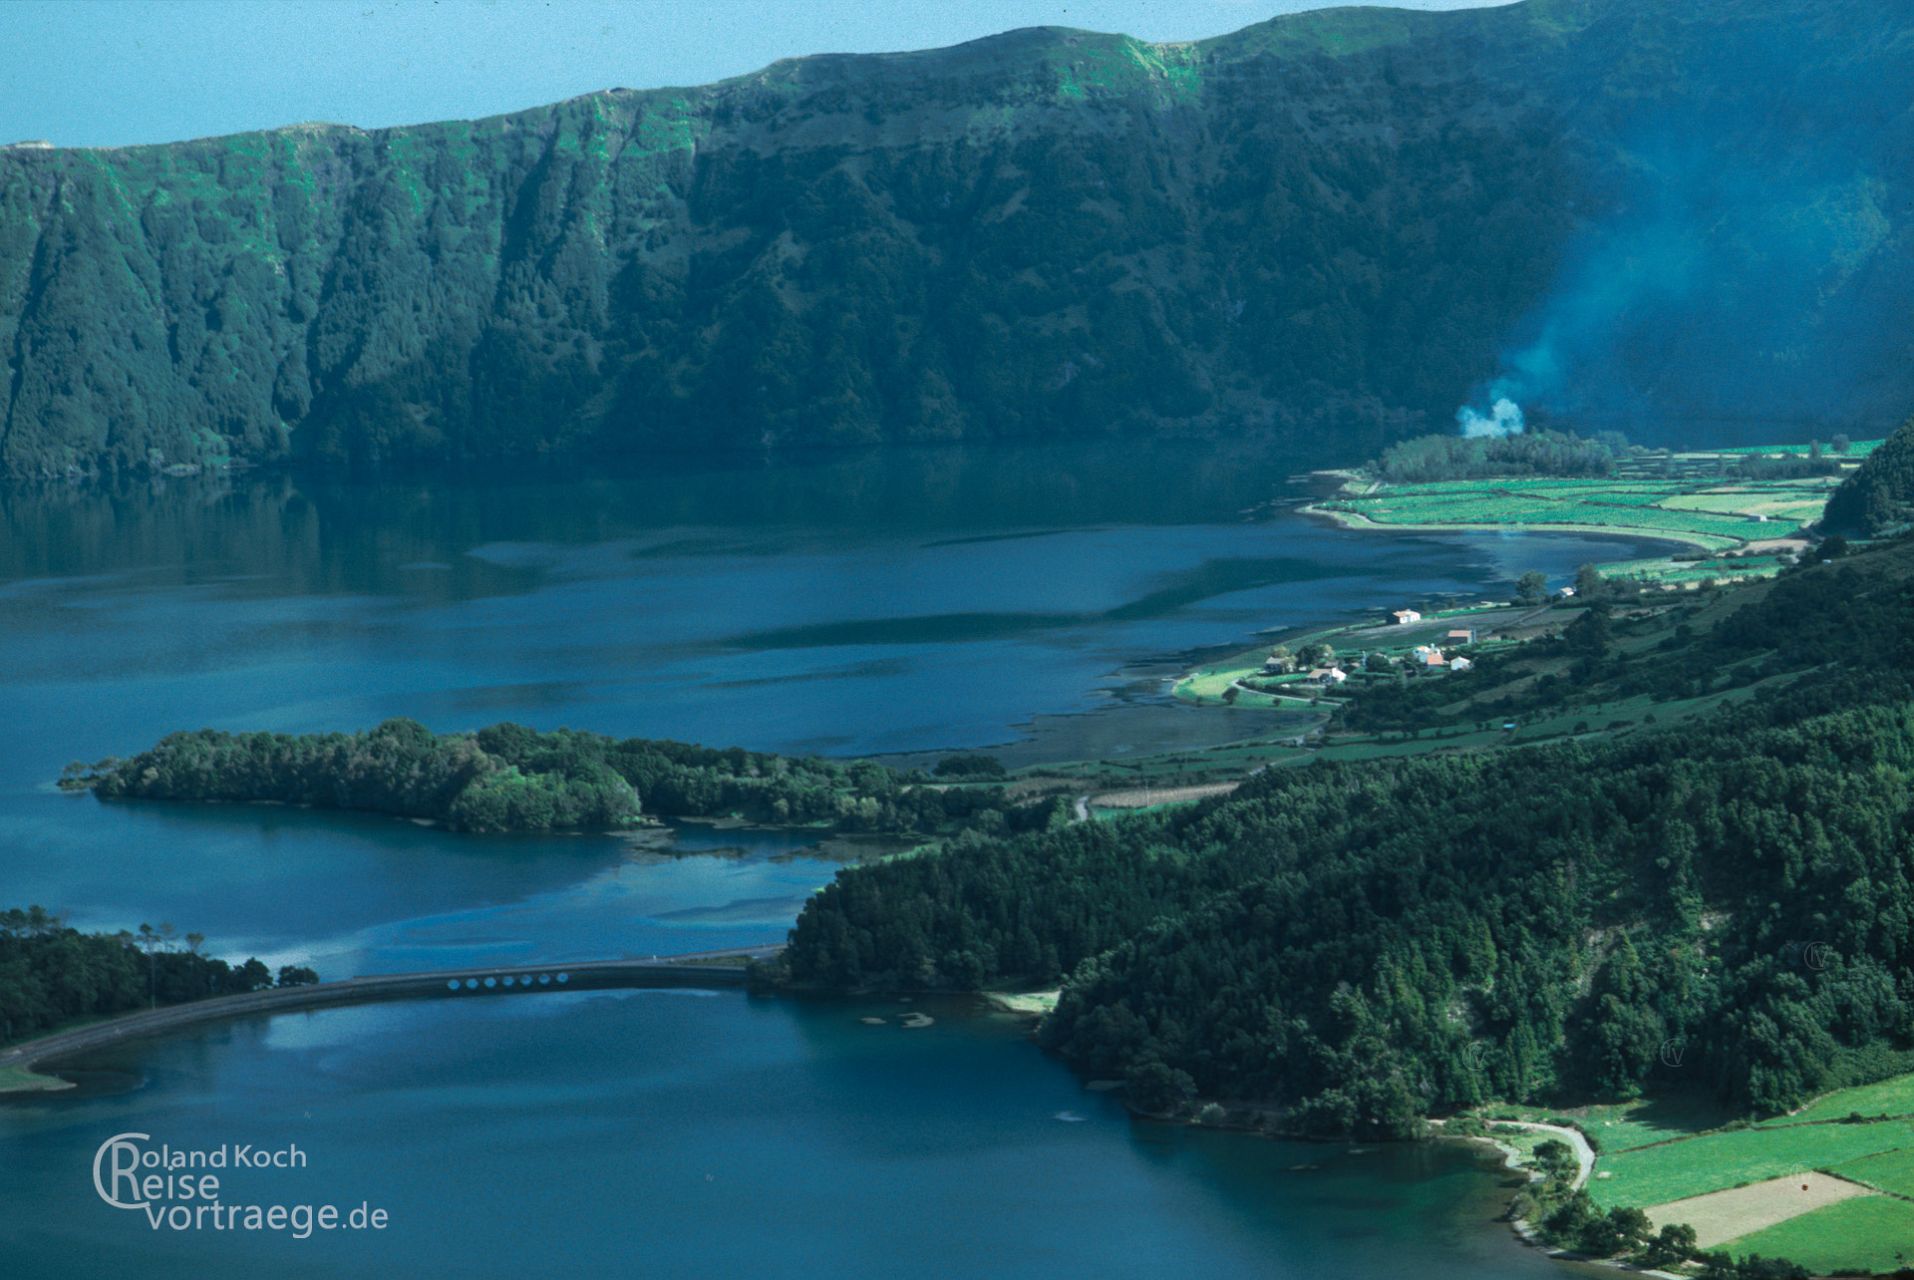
[0,944,784,1083]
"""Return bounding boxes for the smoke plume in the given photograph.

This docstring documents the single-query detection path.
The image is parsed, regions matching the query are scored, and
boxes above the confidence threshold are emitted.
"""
[1457,395,1525,439]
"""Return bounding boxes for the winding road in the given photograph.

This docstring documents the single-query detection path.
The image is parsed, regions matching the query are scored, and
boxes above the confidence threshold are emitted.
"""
[1432,1115,1595,1191]
[1488,1119,1597,1191]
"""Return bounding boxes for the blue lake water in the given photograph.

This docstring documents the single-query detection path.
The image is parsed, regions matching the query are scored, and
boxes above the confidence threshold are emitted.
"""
[0,443,1627,1275]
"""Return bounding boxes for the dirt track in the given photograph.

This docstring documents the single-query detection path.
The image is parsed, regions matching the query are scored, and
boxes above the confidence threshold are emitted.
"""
[1090,782,1240,810]
[1645,1171,1874,1247]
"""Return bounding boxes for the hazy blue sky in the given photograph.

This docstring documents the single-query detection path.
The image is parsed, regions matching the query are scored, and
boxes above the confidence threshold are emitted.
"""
[4,0,1517,148]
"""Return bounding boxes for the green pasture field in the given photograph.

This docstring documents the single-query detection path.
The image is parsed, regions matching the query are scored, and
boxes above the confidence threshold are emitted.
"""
[1713,438,1884,457]
[1717,1194,1914,1275]
[1589,1116,1912,1210]
[1309,441,1872,553]
[1831,1145,1914,1198]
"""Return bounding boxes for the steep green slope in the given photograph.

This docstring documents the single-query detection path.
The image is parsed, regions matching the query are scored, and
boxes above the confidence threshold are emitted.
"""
[3,0,1911,477]
[1823,413,1914,537]
[779,533,1914,1134]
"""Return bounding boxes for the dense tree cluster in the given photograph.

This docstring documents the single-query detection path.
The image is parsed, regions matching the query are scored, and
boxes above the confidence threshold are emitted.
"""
[1529,1184,1803,1277]
[1536,1187,1700,1271]
[1728,453,1841,482]
[1370,428,1627,484]
[75,719,638,833]
[0,909,291,1044]
[72,719,1061,837]
[1822,412,1914,536]
[779,535,1914,1138]
[4,2,1912,477]
[931,754,1009,780]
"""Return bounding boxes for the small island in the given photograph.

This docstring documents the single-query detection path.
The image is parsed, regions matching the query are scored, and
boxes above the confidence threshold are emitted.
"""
[62,719,1065,839]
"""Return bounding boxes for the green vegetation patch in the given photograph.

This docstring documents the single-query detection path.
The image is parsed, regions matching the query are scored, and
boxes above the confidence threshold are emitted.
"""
[1825,414,1914,537]
[1,907,298,1052]
[1830,1144,1914,1197]
[1599,555,1790,588]
[1484,1094,1730,1154]
[0,1063,72,1094]
[1589,1122,1913,1210]
[70,720,1068,838]
[1316,433,1862,556]
[1718,1193,1914,1275]
[1717,438,1883,457]
[1330,487,1786,543]
[1784,1072,1914,1124]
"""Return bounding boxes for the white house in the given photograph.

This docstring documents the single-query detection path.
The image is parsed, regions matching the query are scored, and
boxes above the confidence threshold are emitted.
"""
[1450,656,1474,673]
[1391,609,1422,625]
[1555,586,1577,599]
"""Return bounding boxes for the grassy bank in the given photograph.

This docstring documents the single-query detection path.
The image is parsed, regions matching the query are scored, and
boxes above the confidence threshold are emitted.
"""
[0,1063,73,1094]
[1303,439,1878,582]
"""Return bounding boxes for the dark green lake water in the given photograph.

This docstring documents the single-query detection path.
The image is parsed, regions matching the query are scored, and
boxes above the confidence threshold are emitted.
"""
[0,443,1627,1276]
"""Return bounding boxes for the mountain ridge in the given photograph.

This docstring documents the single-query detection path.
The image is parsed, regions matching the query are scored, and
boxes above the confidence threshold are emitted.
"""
[3,0,1910,478]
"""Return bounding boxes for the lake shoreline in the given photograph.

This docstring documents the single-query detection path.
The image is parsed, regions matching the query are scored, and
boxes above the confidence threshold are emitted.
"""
[978,988,1635,1274]
[0,452,1759,1275]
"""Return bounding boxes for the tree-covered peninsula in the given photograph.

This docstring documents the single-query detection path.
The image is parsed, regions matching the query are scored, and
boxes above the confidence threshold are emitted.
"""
[67,718,1060,837]
[773,531,1914,1138]
[0,908,309,1050]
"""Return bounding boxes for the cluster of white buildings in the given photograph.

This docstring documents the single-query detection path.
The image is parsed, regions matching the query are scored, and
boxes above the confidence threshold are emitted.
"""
[1410,645,1473,672]
[1386,610,1481,674]
[1258,610,1491,690]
